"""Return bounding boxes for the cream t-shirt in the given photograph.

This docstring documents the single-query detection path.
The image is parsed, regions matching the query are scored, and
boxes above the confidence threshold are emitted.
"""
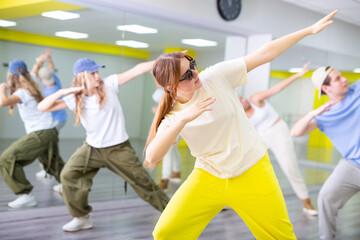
[63,74,129,148]
[157,58,267,179]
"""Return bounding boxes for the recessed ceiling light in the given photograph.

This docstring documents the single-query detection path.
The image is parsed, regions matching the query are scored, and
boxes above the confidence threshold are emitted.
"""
[0,20,16,27]
[41,11,80,20]
[55,31,88,39]
[181,39,218,47]
[116,40,149,48]
[116,25,158,34]
[353,68,360,73]
[288,68,302,73]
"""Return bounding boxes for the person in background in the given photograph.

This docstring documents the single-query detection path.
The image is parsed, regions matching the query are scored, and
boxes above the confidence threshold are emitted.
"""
[239,61,317,216]
[0,59,64,208]
[291,65,360,240]
[31,48,67,181]
[38,57,169,232]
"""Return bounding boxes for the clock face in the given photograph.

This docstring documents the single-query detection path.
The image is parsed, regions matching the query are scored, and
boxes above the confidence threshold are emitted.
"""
[217,0,242,21]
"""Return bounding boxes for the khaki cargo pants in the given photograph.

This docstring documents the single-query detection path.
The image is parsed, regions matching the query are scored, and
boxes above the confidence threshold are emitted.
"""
[60,140,169,217]
[0,128,64,194]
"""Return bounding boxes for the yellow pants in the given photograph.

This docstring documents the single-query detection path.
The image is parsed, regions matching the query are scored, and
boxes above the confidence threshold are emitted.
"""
[153,153,296,240]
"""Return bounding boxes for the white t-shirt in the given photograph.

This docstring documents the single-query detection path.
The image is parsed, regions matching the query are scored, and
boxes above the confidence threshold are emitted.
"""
[157,58,267,179]
[249,101,279,132]
[63,74,129,148]
[13,88,53,134]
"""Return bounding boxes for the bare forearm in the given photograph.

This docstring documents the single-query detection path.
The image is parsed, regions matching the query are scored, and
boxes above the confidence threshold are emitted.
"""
[263,28,311,64]
[31,60,44,75]
[146,119,186,165]
[291,111,317,137]
[47,56,55,72]
[38,89,64,112]
[0,90,7,106]
[272,72,302,93]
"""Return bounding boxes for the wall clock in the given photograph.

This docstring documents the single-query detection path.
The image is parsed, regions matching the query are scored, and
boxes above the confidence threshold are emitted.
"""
[217,0,242,21]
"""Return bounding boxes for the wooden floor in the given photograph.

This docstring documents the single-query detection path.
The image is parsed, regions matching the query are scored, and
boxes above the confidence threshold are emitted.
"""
[1,138,360,240]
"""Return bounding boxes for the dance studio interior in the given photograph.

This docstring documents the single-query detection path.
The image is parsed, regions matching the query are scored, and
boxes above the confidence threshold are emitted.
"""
[1,0,360,239]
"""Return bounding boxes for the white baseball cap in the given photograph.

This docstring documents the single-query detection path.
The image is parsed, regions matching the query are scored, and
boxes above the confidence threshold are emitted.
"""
[311,66,334,98]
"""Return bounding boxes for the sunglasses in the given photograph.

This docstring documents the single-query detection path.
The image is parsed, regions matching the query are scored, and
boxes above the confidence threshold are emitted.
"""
[179,56,197,82]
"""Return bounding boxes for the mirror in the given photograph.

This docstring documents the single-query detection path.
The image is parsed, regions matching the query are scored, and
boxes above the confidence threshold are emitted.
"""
[0,5,227,211]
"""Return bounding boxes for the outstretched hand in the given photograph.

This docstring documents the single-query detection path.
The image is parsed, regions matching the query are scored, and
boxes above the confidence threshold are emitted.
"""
[310,10,338,35]
[313,101,336,117]
[36,53,47,64]
[0,83,9,91]
[299,61,311,75]
[45,48,51,58]
[180,97,216,123]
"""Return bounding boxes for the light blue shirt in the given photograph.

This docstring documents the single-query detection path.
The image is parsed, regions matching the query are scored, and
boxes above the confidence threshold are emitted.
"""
[42,72,67,123]
[314,80,360,167]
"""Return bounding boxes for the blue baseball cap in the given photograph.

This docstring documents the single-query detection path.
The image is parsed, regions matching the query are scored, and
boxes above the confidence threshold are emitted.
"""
[73,58,105,75]
[9,59,28,75]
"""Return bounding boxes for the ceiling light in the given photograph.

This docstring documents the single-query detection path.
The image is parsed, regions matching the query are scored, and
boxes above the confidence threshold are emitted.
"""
[55,31,88,39]
[353,68,360,73]
[116,25,158,34]
[181,39,218,47]
[116,40,149,48]
[288,68,302,73]
[0,20,16,27]
[41,11,80,20]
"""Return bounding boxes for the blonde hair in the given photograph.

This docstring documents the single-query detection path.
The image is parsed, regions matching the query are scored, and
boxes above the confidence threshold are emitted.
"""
[144,52,188,167]
[72,71,107,126]
[7,72,43,116]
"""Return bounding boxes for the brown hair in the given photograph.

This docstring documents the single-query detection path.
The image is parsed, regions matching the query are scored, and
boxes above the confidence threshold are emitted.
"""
[72,71,107,126]
[320,66,332,95]
[144,52,188,167]
[7,72,44,116]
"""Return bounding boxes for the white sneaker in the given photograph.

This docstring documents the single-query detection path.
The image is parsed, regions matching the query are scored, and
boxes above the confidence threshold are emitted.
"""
[36,169,47,178]
[303,207,318,216]
[169,178,181,184]
[62,215,93,232]
[53,183,62,193]
[8,194,37,208]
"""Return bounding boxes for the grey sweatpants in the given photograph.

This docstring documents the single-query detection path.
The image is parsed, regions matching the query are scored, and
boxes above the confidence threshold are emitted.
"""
[318,159,360,240]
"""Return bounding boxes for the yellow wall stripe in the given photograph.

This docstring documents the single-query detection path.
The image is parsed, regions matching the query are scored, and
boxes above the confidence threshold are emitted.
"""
[0,28,149,59]
[0,0,83,19]
[164,47,196,58]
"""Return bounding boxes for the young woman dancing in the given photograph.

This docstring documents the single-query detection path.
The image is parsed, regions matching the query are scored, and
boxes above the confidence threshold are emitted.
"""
[38,57,169,232]
[0,59,64,208]
[145,11,337,240]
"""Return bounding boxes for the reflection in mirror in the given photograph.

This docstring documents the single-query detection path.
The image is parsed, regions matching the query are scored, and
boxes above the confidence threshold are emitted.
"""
[0,5,227,211]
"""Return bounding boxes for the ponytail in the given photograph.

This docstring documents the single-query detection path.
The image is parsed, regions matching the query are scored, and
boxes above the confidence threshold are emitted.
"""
[143,52,188,167]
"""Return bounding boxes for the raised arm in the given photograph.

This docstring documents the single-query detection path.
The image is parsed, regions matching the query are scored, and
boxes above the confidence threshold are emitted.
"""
[45,48,55,72]
[244,11,337,72]
[145,97,216,167]
[38,87,83,112]
[251,61,310,105]
[0,83,21,107]
[117,60,154,86]
[290,101,334,137]
[31,53,46,76]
